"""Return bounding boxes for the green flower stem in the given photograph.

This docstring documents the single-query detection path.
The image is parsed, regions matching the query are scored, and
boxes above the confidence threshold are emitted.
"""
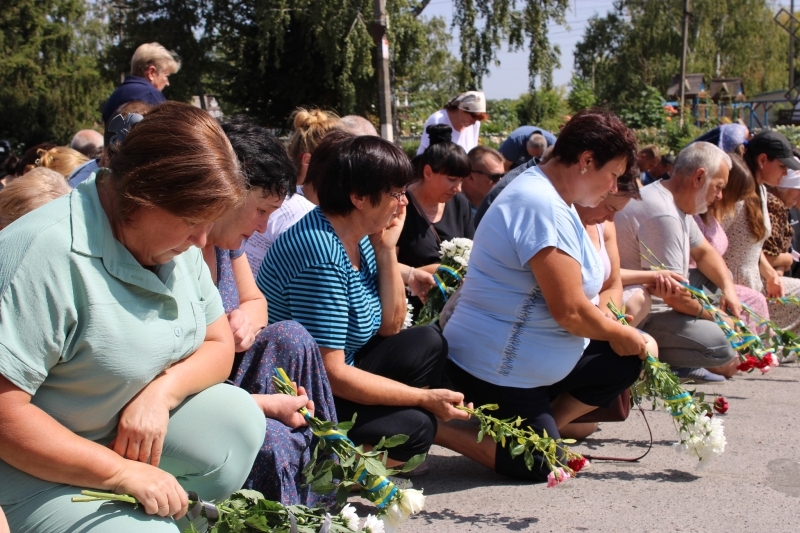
[455,404,582,474]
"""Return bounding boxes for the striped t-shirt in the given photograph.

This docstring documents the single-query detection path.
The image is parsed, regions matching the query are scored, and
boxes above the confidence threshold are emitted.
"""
[257,208,381,364]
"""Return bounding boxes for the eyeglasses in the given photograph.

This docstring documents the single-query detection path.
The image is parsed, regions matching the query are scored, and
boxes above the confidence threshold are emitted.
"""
[472,169,504,183]
[385,189,407,201]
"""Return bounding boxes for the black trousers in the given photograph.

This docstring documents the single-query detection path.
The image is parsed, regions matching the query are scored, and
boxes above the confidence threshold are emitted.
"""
[334,325,448,461]
[446,340,642,482]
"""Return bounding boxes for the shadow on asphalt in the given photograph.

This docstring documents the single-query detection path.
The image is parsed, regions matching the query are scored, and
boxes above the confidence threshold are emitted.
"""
[415,508,539,530]
[580,468,700,483]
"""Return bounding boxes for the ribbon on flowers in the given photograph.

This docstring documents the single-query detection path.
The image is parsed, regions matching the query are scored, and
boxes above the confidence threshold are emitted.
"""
[663,391,693,417]
[768,295,800,306]
[431,264,465,303]
[353,465,398,509]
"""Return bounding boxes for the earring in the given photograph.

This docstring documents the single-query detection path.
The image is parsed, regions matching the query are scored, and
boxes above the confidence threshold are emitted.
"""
[580,167,587,175]
[760,164,763,170]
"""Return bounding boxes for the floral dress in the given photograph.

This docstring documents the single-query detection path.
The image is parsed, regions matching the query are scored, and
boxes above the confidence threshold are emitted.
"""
[723,188,800,334]
[217,247,337,507]
[692,214,769,330]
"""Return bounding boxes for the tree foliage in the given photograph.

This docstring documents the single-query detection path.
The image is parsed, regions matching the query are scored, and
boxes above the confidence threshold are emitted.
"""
[452,0,569,90]
[0,0,111,147]
[574,0,789,109]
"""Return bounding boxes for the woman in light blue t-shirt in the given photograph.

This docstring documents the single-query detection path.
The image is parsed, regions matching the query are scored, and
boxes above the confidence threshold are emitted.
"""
[438,110,649,483]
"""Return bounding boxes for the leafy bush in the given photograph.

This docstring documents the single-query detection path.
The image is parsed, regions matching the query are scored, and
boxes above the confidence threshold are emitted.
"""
[568,77,597,114]
[619,86,667,129]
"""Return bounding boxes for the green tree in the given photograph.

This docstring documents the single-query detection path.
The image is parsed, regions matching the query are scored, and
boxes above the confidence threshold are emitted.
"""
[516,87,567,132]
[452,0,569,90]
[574,0,788,110]
[567,76,596,113]
[0,0,112,147]
[618,86,667,129]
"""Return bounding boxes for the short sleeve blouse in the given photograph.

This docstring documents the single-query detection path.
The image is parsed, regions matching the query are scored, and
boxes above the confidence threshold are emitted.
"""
[257,208,381,365]
[0,174,224,504]
[444,167,604,388]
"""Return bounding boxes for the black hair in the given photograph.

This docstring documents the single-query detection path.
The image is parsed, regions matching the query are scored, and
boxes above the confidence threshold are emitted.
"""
[308,131,414,217]
[414,124,471,179]
[220,115,296,199]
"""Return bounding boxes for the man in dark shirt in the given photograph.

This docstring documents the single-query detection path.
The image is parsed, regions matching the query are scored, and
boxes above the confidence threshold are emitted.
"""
[474,155,540,228]
[102,42,181,124]
[497,125,556,171]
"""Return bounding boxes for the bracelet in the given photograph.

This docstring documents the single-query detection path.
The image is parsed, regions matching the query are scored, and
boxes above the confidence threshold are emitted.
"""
[406,266,414,285]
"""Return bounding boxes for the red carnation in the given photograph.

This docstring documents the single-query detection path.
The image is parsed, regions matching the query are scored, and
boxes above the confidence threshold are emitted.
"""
[567,457,589,473]
[713,397,729,414]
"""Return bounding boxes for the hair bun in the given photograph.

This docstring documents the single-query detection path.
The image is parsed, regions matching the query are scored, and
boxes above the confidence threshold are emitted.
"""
[426,124,453,146]
[293,109,333,131]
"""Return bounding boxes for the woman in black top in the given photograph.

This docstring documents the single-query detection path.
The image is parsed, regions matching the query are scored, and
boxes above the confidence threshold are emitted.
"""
[398,124,475,312]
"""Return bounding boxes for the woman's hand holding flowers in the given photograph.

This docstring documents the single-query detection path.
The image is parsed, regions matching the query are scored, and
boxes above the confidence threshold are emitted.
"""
[255,384,314,429]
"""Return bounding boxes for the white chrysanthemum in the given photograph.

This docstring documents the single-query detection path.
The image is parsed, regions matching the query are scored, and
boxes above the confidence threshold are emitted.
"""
[340,504,360,531]
[675,410,726,469]
[362,515,385,533]
[398,488,425,515]
[402,301,414,329]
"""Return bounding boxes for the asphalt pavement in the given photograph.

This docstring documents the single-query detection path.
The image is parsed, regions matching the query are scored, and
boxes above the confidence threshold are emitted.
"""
[350,363,800,532]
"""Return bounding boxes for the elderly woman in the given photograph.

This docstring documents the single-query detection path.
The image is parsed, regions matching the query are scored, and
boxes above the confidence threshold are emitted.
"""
[0,102,265,532]
[199,116,336,506]
[438,110,647,482]
[416,91,487,155]
[258,132,470,465]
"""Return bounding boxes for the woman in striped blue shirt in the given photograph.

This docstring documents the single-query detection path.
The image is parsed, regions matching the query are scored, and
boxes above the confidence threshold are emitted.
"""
[258,132,471,465]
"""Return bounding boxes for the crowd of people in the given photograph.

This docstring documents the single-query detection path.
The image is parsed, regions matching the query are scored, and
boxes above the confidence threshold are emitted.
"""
[1,41,800,533]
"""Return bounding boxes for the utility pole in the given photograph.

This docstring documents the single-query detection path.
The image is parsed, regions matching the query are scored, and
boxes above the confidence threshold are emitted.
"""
[372,0,394,142]
[679,0,690,128]
[789,0,794,90]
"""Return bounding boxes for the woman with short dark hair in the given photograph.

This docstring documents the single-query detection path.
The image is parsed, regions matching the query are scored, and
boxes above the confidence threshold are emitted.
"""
[202,116,337,506]
[0,102,265,532]
[258,132,470,465]
[439,109,647,482]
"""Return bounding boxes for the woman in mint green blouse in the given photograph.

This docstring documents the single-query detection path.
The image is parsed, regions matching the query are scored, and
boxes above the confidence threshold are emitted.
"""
[0,103,266,533]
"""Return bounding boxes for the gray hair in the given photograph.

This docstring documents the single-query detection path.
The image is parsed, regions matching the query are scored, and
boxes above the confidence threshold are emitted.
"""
[70,129,104,158]
[527,133,547,151]
[673,141,732,183]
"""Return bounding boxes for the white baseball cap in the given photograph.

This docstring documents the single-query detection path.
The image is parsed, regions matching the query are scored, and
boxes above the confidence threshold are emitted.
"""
[446,91,486,114]
[779,157,800,189]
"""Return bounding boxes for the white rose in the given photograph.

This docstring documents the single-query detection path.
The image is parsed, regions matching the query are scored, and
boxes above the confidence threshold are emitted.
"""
[362,515,385,533]
[340,504,360,531]
[380,501,407,532]
[398,488,425,515]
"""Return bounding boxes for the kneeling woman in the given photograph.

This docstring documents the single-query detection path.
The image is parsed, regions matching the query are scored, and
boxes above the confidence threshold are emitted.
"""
[203,116,336,506]
[258,132,470,466]
[0,103,266,532]
[440,110,648,482]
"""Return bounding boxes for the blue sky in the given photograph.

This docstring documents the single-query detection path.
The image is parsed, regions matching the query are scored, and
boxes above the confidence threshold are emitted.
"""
[420,0,619,99]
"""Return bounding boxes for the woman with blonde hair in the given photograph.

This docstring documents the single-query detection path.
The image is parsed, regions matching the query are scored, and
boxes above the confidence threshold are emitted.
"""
[0,167,71,230]
[242,108,342,276]
[35,146,89,177]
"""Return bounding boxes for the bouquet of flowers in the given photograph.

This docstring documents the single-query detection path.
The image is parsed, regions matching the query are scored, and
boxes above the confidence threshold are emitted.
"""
[73,489,373,532]
[272,369,424,533]
[742,303,800,363]
[608,302,726,469]
[415,238,472,325]
[455,404,588,487]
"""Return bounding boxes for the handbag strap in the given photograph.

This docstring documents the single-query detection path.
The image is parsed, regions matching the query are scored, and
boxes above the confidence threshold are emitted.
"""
[407,190,442,245]
[582,406,654,463]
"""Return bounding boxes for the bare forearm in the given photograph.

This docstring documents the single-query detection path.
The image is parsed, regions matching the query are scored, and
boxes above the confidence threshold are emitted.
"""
[153,341,233,410]
[759,252,781,281]
[555,300,631,342]
[620,269,660,286]
[374,248,405,335]
[696,252,735,296]
[0,395,125,490]
[325,359,425,407]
